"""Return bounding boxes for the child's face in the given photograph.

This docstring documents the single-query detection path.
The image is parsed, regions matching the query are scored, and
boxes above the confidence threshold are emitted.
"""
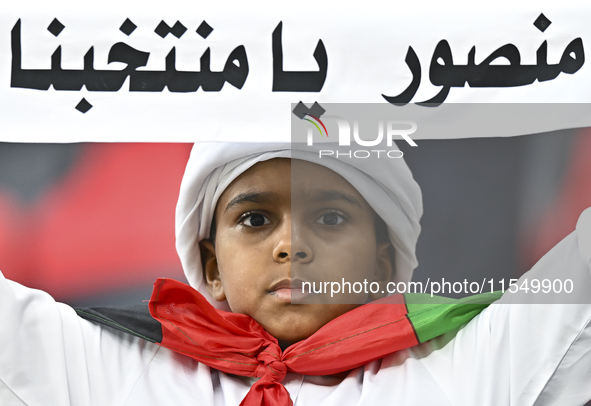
[200,158,393,344]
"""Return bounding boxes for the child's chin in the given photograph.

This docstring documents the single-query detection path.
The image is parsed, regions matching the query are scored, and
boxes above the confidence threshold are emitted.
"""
[262,304,361,345]
[274,331,314,348]
[264,320,321,345]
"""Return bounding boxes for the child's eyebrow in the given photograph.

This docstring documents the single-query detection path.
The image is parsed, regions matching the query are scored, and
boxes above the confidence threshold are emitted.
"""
[224,191,277,213]
[305,190,362,207]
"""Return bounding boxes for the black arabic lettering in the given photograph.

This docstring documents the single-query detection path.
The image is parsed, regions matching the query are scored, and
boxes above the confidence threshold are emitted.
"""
[12,19,51,90]
[272,21,327,92]
[382,46,421,105]
[128,45,248,92]
[384,36,585,106]
[292,101,326,119]
[10,19,249,93]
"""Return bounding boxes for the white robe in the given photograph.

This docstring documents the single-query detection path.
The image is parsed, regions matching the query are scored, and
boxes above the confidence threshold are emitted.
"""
[2,210,591,406]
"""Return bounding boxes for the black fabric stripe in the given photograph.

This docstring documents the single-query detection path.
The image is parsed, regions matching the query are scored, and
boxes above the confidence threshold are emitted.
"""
[75,304,163,343]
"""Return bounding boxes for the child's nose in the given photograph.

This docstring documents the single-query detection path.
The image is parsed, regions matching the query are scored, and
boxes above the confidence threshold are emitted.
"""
[272,217,314,263]
[273,217,291,263]
[289,220,313,264]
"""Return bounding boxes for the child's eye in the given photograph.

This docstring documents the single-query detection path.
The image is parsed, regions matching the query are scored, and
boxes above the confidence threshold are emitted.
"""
[316,212,346,226]
[240,213,270,227]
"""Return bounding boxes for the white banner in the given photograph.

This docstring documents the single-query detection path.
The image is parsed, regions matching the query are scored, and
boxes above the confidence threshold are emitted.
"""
[1,0,591,141]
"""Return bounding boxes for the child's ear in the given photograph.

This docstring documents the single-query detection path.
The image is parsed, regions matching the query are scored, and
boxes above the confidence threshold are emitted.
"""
[199,239,226,302]
[370,241,395,301]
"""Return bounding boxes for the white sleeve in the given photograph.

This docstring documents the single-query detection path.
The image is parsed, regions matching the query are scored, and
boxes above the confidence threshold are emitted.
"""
[417,208,591,406]
[0,272,161,406]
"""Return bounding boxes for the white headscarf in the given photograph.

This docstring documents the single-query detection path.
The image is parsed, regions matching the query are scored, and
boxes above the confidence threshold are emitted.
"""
[176,142,423,309]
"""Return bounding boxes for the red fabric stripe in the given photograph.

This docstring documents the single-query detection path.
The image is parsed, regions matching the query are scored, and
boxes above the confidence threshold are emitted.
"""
[150,278,419,406]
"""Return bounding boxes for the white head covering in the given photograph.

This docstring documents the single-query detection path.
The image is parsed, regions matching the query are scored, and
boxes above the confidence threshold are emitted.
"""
[176,142,422,309]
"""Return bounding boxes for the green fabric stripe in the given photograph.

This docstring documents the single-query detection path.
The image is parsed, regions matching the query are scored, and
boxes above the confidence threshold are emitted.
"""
[405,292,502,343]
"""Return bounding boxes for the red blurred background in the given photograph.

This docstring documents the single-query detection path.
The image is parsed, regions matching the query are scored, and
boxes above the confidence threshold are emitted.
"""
[0,143,192,305]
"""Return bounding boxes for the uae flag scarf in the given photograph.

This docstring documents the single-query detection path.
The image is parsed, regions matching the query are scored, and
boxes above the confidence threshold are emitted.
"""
[76,278,501,406]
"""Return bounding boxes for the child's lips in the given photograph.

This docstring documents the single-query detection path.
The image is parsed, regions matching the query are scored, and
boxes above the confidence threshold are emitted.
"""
[269,279,311,303]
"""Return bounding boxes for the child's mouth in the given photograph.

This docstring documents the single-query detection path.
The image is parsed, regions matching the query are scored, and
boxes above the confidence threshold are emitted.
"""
[269,279,311,303]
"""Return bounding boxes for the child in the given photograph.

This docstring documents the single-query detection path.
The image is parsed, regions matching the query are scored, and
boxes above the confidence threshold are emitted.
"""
[1,142,591,406]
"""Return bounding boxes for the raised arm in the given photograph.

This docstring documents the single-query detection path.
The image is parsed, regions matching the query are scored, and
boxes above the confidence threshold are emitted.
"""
[416,208,591,406]
[0,273,160,405]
